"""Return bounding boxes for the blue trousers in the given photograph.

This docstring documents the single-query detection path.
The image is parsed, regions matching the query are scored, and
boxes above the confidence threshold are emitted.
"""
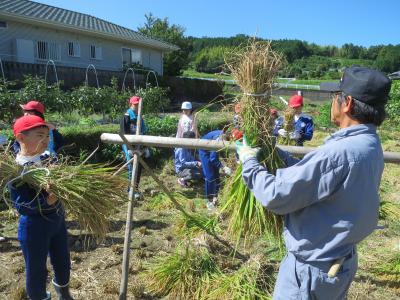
[122,144,143,189]
[200,161,220,200]
[273,251,357,300]
[18,213,71,300]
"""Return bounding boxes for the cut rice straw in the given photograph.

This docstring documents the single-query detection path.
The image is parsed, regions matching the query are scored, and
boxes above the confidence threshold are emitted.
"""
[221,39,286,246]
[0,153,125,240]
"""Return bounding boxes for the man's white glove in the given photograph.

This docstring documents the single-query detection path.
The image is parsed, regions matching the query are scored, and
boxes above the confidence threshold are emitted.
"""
[236,135,260,163]
[278,129,287,137]
[289,131,301,140]
[222,166,232,176]
[128,150,134,156]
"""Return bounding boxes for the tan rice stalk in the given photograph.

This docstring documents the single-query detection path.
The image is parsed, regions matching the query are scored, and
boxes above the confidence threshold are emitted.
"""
[221,40,285,246]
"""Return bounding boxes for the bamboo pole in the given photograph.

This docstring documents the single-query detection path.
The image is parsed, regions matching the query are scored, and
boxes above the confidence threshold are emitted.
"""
[100,133,400,164]
[119,100,143,300]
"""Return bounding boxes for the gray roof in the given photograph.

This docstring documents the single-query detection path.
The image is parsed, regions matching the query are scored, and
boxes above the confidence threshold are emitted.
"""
[0,0,179,51]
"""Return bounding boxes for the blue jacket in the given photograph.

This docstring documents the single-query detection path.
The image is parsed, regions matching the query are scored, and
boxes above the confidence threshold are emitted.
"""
[273,113,314,145]
[7,156,62,216]
[198,130,224,170]
[120,108,147,135]
[174,148,197,173]
[242,124,383,262]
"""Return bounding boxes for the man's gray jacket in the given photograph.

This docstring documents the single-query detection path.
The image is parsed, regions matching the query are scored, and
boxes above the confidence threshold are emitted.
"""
[242,124,384,262]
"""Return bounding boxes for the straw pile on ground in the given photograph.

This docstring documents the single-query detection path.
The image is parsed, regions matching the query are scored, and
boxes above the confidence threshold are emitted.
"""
[221,40,285,245]
[0,153,125,239]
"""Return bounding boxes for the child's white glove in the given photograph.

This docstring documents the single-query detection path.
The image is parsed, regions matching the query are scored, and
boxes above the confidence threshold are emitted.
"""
[278,129,287,137]
[222,166,232,176]
[143,148,151,158]
[289,131,301,140]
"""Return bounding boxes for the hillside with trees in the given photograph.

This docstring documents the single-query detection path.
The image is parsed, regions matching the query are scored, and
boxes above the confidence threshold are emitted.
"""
[136,15,400,78]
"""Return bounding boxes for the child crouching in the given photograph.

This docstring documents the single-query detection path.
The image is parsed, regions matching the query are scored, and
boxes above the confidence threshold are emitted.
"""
[8,115,73,300]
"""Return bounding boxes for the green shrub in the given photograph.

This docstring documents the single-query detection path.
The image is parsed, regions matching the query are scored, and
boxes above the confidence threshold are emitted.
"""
[313,103,332,128]
[386,81,400,124]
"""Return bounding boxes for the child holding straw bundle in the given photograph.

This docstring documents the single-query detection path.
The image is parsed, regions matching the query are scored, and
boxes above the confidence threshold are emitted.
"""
[274,94,314,146]
[7,115,74,300]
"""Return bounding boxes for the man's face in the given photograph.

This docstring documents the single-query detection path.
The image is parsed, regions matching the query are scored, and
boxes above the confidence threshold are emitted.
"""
[330,93,343,127]
[17,126,49,155]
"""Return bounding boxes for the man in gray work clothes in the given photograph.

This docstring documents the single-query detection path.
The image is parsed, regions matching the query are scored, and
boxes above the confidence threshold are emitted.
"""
[236,66,391,299]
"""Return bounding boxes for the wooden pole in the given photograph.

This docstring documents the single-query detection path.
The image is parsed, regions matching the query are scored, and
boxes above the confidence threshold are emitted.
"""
[119,100,143,300]
[100,133,400,164]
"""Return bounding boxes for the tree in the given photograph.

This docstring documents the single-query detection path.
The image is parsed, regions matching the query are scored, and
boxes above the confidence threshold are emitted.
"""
[138,13,192,76]
[374,45,400,73]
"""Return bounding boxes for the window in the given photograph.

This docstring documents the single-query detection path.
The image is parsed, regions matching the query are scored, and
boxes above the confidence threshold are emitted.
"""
[131,49,142,64]
[0,21,7,28]
[36,40,60,60]
[90,45,102,60]
[68,41,80,57]
[122,48,131,66]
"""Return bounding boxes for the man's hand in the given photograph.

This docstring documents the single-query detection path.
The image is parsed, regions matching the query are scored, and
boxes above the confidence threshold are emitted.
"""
[128,150,134,156]
[278,129,287,137]
[236,135,260,163]
[196,161,202,168]
[222,166,232,176]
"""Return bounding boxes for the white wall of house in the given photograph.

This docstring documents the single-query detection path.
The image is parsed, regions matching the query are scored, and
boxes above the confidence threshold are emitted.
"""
[0,18,164,74]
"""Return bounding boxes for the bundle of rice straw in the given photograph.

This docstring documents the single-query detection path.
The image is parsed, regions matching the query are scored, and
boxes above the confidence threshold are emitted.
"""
[221,40,285,245]
[278,106,297,145]
[0,153,125,239]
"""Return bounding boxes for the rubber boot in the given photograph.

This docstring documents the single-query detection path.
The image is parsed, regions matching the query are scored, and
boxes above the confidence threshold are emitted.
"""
[52,280,74,300]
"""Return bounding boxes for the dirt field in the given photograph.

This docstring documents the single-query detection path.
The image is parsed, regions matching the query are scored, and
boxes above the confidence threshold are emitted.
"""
[1,129,399,299]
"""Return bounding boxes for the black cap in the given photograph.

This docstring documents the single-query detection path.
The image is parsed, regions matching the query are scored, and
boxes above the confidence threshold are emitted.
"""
[320,66,391,106]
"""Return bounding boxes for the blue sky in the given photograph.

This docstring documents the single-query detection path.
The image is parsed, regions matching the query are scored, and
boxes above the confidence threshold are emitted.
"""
[36,0,399,47]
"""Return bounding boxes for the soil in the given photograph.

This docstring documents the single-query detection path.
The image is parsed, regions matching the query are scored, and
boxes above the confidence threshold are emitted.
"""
[1,149,399,299]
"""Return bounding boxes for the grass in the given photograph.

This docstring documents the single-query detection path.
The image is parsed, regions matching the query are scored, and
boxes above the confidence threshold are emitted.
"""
[145,244,220,299]
[182,69,233,81]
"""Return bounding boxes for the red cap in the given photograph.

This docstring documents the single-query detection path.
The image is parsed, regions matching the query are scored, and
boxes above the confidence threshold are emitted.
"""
[20,100,45,114]
[13,115,53,136]
[270,108,278,115]
[129,96,141,105]
[288,95,303,108]
[231,128,244,141]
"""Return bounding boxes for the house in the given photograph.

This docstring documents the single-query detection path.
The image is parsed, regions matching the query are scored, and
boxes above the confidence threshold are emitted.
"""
[0,0,178,75]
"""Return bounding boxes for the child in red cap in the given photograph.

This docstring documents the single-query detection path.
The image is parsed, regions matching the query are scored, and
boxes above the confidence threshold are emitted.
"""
[8,115,74,300]
[273,94,314,146]
[120,96,149,198]
[13,100,64,156]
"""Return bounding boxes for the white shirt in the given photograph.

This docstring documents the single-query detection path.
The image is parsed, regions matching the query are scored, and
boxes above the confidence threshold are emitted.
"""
[176,114,198,138]
[15,154,43,166]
